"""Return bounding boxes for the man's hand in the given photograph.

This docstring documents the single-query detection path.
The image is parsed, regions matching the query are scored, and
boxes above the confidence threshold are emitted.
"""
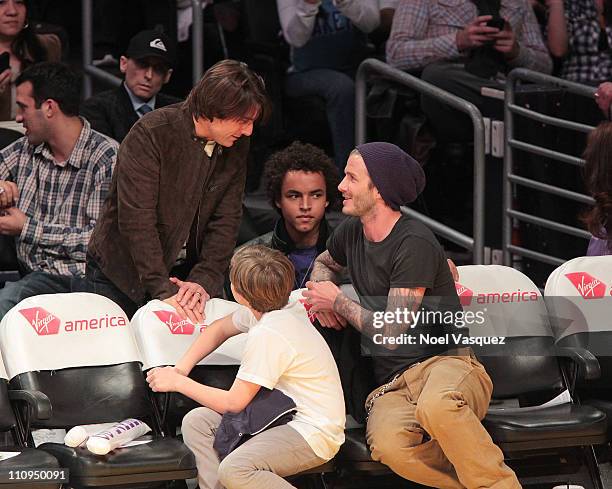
[146,366,185,393]
[0,207,25,235]
[596,82,612,116]
[0,180,18,209]
[170,277,209,309]
[303,281,348,330]
[456,15,501,52]
[447,258,459,282]
[492,22,519,60]
[315,310,348,331]
[164,295,204,324]
[304,280,342,311]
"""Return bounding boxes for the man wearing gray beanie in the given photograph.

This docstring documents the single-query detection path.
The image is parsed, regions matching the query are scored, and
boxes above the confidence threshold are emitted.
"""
[304,143,519,489]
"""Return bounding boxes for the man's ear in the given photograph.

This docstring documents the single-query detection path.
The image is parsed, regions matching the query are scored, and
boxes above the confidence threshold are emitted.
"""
[119,56,129,74]
[275,198,281,209]
[163,68,173,84]
[44,99,56,118]
[324,200,329,208]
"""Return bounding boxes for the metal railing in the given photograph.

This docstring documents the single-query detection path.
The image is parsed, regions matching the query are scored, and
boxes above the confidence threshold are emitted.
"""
[81,0,206,98]
[355,58,486,264]
[503,68,596,267]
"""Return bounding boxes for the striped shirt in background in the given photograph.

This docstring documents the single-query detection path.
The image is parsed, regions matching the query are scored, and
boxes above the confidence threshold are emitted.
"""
[0,119,118,277]
[386,0,552,74]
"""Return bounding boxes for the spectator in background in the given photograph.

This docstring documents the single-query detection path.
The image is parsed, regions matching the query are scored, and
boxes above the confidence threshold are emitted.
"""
[546,0,612,86]
[387,0,551,141]
[582,121,612,256]
[0,63,117,320]
[81,30,180,143]
[0,0,61,121]
[278,0,379,170]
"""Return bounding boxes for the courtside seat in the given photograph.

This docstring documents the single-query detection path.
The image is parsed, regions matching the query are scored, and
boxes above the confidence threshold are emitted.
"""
[0,293,197,489]
[545,255,612,440]
[0,353,60,489]
[457,265,607,487]
[130,298,247,434]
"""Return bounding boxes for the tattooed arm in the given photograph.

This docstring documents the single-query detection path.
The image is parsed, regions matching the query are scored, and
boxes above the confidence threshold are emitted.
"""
[304,280,426,347]
[310,250,347,284]
[334,287,425,345]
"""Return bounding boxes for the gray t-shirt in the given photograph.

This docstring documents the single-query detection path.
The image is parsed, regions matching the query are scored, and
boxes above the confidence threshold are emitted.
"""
[327,215,462,385]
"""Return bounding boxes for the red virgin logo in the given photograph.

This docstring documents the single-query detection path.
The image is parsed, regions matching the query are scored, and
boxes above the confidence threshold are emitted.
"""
[564,272,606,299]
[153,310,195,335]
[19,307,61,335]
[298,299,317,324]
[455,283,473,306]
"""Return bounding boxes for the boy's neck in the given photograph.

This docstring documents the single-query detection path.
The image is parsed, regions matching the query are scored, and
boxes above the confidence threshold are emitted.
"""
[249,307,263,321]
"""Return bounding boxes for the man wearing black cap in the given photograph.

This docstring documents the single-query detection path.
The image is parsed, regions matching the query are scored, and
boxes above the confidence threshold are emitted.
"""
[81,30,180,143]
[304,143,520,488]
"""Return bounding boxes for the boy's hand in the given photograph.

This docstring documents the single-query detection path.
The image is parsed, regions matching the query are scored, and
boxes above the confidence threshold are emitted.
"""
[146,366,184,393]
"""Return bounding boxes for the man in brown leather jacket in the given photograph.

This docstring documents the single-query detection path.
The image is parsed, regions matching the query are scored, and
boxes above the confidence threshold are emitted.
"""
[86,60,269,321]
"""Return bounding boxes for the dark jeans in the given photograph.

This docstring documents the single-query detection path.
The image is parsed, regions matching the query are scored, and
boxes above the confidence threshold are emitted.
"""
[420,62,504,142]
[285,68,355,171]
[0,272,87,322]
[85,258,139,319]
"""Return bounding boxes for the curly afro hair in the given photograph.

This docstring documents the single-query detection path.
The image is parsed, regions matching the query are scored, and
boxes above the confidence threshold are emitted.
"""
[264,141,340,212]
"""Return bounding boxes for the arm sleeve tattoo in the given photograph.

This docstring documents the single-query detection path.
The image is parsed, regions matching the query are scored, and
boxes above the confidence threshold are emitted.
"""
[333,287,426,349]
[310,250,347,284]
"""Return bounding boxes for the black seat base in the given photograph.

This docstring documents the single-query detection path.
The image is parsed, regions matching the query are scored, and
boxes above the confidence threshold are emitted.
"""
[0,447,60,489]
[483,403,607,451]
[40,438,196,488]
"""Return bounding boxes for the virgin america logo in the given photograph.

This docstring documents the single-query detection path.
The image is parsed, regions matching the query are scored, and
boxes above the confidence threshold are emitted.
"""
[153,311,195,335]
[455,283,474,306]
[19,307,61,335]
[565,272,606,299]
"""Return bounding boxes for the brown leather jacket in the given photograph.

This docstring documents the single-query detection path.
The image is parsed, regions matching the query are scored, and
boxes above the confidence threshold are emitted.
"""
[88,104,249,303]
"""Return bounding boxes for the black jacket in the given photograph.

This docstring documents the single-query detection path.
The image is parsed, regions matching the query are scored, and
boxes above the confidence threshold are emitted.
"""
[80,84,181,143]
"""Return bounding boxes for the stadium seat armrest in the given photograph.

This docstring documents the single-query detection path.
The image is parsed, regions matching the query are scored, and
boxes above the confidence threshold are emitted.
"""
[555,346,601,381]
[9,389,52,420]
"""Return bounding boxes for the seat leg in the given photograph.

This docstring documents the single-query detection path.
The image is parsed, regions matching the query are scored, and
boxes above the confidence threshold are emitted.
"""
[583,445,604,489]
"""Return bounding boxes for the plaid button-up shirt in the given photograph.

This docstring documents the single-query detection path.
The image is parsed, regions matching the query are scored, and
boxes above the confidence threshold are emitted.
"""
[0,119,118,277]
[561,0,612,85]
[387,0,552,75]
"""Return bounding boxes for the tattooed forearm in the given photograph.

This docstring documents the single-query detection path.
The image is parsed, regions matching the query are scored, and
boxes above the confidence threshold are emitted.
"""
[310,250,347,284]
[333,287,426,349]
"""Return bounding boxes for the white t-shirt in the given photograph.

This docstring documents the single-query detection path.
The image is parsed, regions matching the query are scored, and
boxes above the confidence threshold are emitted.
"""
[231,302,346,460]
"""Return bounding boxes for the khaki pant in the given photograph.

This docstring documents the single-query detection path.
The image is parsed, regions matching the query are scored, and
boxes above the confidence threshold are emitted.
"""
[366,353,521,489]
[182,406,326,489]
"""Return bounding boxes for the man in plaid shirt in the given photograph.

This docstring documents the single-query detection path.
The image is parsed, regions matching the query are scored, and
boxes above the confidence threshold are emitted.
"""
[0,63,118,320]
[386,0,552,141]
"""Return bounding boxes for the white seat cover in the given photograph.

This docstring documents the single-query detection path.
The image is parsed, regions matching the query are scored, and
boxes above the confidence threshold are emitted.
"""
[0,293,141,378]
[455,265,552,339]
[130,298,248,369]
[544,256,612,342]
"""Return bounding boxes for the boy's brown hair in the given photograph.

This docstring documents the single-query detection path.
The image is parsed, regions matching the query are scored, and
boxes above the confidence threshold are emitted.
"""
[230,245,294,313]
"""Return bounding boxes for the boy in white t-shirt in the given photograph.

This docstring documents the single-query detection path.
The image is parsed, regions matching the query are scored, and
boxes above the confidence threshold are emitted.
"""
[146,245,345,489]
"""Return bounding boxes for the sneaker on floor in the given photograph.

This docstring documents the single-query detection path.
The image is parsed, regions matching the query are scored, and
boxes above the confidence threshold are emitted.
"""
[92,53,119,67]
